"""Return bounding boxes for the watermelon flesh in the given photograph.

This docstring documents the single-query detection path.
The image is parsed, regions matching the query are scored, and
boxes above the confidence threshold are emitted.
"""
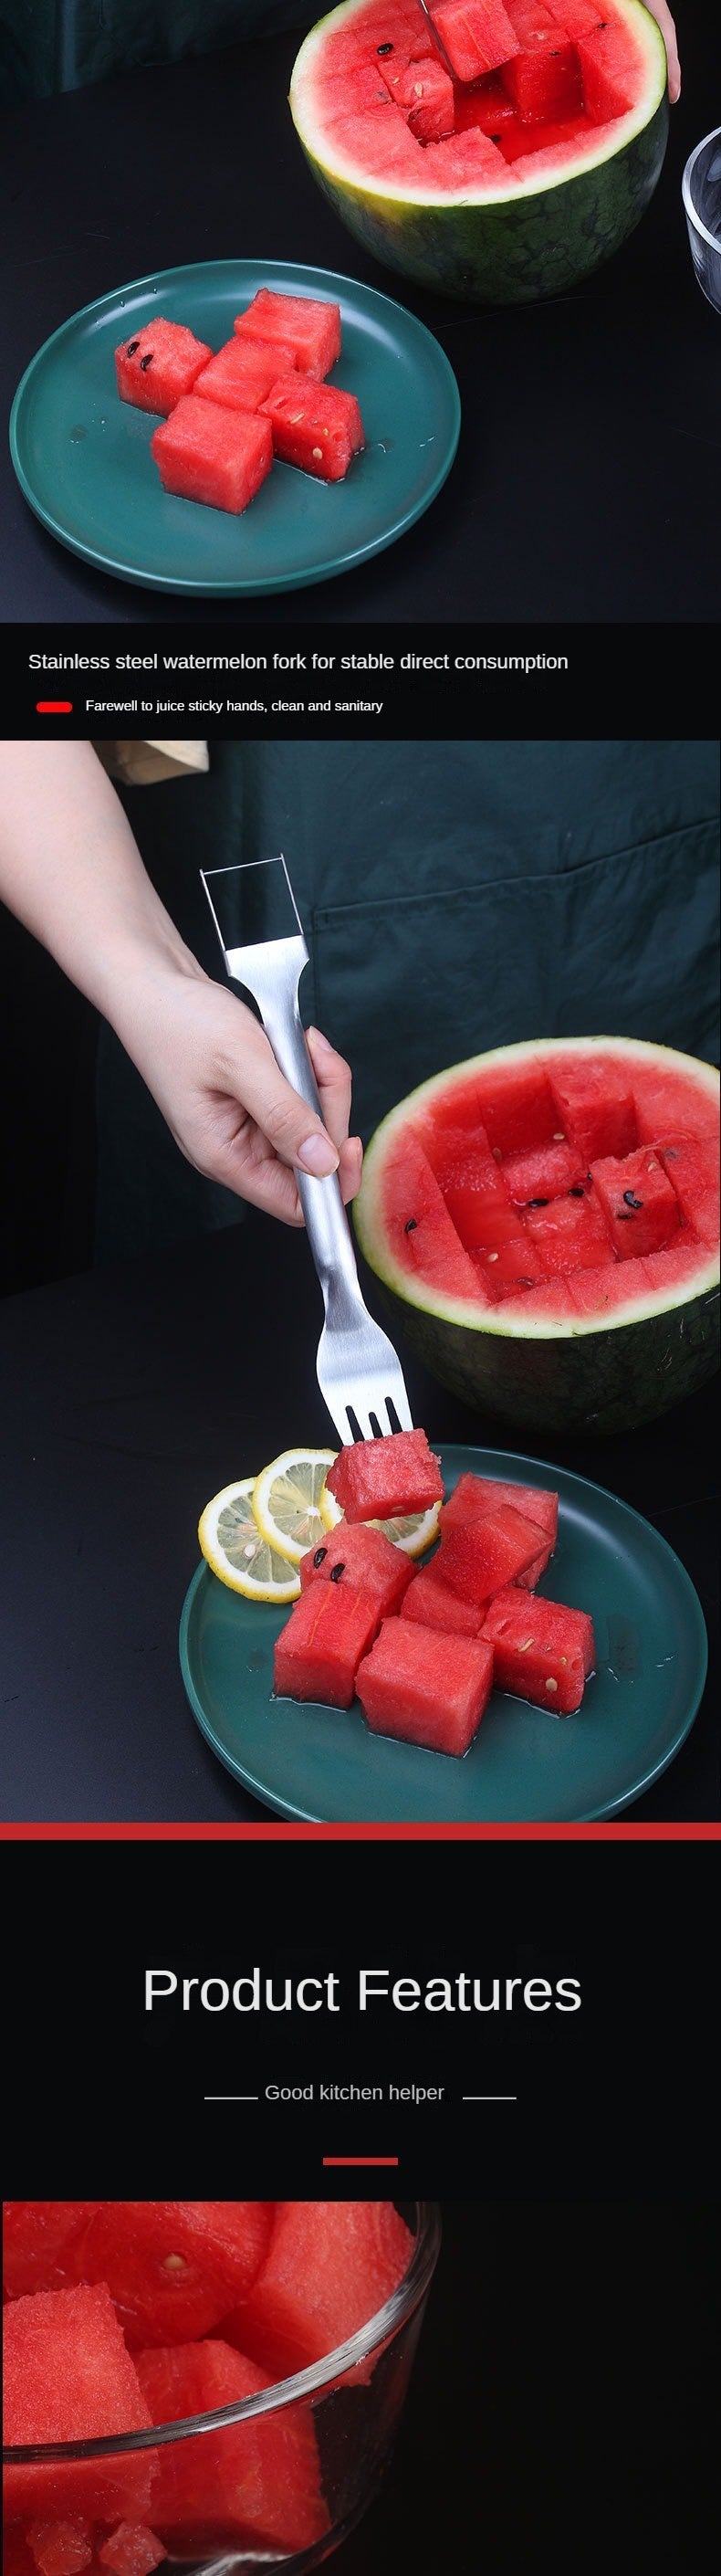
[401,1562,486,1634]
[260,376,364,480]
[357,1615,495,1752]
[114,321,212,416]
[234,289,341,379]
[193,336,297,412]
[590,1145,681,1260]
[273,1580,381,1706]
[97,2532,166,2576]
[71,2203,274,2349]
[219,2201,412,2382]
[441,1471,558,1584]
[150,398,273,516]
[435,1501,545,1598]
[324,1426,444,1520]
[431,0,520,81]
[3,2287,153,2525]
[298,1519,413,1614]
[134,2341,329,2555]
[2,2209,101,2301]
[481,1586,595,1711]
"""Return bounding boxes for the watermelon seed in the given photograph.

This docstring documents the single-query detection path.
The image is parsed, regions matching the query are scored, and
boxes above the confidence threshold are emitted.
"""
[519,1640,533,1651]
[377,41,394,52]
[615,1210,634,1220]
[127,340,140,355]
[545,1677,558,1693]
[526,1196,549,1207]
[552,1131,565,1141]
[486,1251,499,1262]
[330,1561,345,1582]
[568,1186,585,1197]
[313,1547,328,1567]
[312,446,324,459]
[140,353,153,370]
[162,2254,187,2271]
[623,1190,643,1208]
[404,1216,418,1232]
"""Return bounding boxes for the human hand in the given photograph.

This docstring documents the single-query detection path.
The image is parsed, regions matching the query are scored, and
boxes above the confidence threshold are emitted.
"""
[120,965,363,1225]
[646,2,680,101]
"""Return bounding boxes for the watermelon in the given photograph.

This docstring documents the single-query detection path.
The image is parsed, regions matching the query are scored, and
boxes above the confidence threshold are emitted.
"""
[440,1471,558,1583]
[234,289,341,378]
[26,2524,94,2576]
[97,2532,166,2576]
[272,1579,381,1704]
[74,2203,273,2349]
[193,337,297,412]
[298,1520,413,1612]
[590,1144,681,1258]
[134,2341,328,2554]
[481,1585,595,1710]
[260,377,365,479]
[2,2286,153,2524]
[324,1427,444,1519]
[150,398,273,515]
[434,1500,545,1597]
[114,321,212,416]
[357,1615,495,1751]
[400,1562,486,1632]
[381,56,455,140]
[353,1037,720,1435]
[220,2202,412,2381]
[3,2207,100,2300]
[289,0,668,303]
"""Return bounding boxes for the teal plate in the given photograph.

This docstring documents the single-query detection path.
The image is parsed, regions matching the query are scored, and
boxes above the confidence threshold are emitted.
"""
[9,257,460,594]
[179,1446,708,1822]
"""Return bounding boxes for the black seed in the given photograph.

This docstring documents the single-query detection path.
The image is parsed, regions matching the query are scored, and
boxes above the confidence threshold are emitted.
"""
[622,1190,643,1209]
[526,1196,549,1208]
[140,352,153,370]
[568,1185,585,1198]
[329,1561,345,1582]
[377,40,393,51]
[313,1546,328,1568]
[404,1215,418,1232]
[664,1147,678,1161]
[127,340,140,356]
[615,1210,634,1220]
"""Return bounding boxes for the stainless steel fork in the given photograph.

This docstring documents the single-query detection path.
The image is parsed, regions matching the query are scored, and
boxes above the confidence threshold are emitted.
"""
[200,857,413,1446]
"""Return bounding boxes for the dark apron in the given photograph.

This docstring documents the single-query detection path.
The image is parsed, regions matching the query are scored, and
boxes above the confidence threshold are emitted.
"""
[95,739,720,1263]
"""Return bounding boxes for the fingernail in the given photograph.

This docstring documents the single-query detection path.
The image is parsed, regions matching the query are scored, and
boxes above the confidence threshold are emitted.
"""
[308,1025,334,1057]
[298,1132,339,1176]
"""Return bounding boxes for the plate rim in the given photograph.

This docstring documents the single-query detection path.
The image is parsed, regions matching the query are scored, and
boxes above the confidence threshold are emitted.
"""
[8,254,461,595]
[178,1442,709,1824]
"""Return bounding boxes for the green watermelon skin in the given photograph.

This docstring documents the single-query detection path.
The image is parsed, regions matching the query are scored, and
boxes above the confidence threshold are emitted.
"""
[290,0,668,303]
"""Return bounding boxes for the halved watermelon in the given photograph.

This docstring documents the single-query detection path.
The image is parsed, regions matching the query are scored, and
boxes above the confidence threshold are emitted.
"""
[289,0,668,303]
[353,1037,720,1435]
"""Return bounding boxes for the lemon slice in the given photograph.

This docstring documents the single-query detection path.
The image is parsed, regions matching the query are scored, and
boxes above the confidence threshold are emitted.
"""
[198,1477,300,1602]
[253,1447,339,1566]
[319,1483,441,1560]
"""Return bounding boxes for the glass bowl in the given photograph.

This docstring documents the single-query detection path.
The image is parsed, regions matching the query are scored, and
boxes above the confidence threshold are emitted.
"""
[683,126,721,312]
[3,2203,440,2576]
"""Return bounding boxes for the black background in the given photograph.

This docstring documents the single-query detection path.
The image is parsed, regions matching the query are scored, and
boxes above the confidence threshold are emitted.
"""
[2,15,721,624]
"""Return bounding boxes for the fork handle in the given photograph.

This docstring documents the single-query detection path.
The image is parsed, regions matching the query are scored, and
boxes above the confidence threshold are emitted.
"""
[252,976,361,1307]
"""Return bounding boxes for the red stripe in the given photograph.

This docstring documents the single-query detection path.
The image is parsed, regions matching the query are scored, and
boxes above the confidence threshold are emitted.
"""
[322,2157,399,2167]
[1,1824,717,1844]
[36,700,73,712]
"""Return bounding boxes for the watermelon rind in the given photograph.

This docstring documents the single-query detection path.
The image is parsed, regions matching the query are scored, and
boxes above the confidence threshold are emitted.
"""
[353,1037,720,1435]
[289,0,669,301]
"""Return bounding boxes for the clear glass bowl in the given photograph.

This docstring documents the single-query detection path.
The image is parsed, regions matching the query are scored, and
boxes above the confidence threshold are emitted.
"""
[683,126,721,312]
[3,2203,440,2576]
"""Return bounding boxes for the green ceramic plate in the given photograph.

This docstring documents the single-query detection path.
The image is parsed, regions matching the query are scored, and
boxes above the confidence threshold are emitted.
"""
[9,257,460,594]
[179,1446,707,1822]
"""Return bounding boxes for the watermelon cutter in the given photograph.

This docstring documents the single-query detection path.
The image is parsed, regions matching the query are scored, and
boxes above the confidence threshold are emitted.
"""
[201,857,413,1444]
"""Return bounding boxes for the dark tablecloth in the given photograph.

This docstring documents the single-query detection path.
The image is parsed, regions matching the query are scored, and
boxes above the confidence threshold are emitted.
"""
[2,26,720,622]
[1,1214,716,1823]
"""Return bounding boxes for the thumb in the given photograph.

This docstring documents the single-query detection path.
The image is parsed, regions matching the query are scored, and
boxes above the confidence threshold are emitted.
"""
[224,1015,340,1176]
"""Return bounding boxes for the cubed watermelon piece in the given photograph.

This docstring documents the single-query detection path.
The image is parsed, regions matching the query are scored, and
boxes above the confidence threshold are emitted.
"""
[260,378,364,481]
[444,1159,526,1251]
[524,1189,614,1273]
[425,127,507,180]
[498,1276,579,1320]
[357,1615,494,1753]
[472,1235,546,1299]
[481,1586,595,1712]
[193,336,297,413]
[566,1256,649,1315]
[422,1115,495,1183]
[502,33,581,121]
[632,1067,719,1143]
[659,1138,719,1243]
[77,2203,274,2347]
[454,73,518,130]
[384,56,455,137]
[325,1429,444,1522]
[150,398,272,515]
[476,1060,558,1154]
[98,2530,166,2576]
[3,2205,100,2298]
[576,21,635,119]
[435,1502,544,1601]
[441,1471,558,1550]
[298,1521,413,1615]
[3,2287,153,2524]
[380,1130,487,1303]
[504,0,556,30]
[27,2524,93,2576]
[590,1147,681,1259]
[501,1139,586,1203]
[328,100,426,173]
[433,0,520,80]
[543,0,604,32]
[221,2203,412,2381]
[135,2341,328,2555]
[400,1565,485,1635]
[234,289,341,380]
[547,1060,637,1162]
[114,321,213,416]
[273,1582,381,1706]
